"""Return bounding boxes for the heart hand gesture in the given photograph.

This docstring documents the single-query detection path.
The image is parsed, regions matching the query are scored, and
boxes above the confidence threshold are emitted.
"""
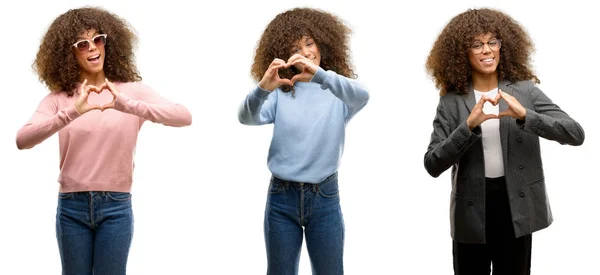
[287,54,318,84]
[497,89,526,120]
[97,78,120,112]
[466,95,499,130]
[259,59,294,91]
[74,79,103,114]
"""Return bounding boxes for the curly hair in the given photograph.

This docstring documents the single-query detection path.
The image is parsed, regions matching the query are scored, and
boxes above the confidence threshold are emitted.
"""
[251,7,355,93]
[33,7,141,96]
[425,8,539,96]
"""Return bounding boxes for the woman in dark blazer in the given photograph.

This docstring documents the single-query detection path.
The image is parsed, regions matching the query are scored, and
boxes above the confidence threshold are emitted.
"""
[424,8,584,275]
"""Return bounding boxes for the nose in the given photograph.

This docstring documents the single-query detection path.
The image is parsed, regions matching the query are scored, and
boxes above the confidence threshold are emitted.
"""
[481,43,492,54]
[301,46,310,58]
[88,40,98,51]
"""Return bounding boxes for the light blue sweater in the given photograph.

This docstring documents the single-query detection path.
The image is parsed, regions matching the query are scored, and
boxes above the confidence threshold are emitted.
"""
[238,67,369,183]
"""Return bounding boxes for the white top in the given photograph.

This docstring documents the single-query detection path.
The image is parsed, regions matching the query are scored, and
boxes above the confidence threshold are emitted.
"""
[473,88,504,178]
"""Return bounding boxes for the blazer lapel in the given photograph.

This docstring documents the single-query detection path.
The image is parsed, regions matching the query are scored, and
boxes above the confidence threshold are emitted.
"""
[462,83,476,113]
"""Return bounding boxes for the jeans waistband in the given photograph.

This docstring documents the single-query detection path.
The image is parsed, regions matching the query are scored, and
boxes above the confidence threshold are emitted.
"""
[271,172,338,186]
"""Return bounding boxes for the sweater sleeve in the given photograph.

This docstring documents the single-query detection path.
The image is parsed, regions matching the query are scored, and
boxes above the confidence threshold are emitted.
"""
[237,85,278,125]
[16,93,81,150]
[309,67,370,120]
[113,83,192,127]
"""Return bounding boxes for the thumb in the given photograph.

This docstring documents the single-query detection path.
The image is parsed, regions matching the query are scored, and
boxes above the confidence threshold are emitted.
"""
[498,110,510,118]
[290,75,300,85]
[279,78,293,87]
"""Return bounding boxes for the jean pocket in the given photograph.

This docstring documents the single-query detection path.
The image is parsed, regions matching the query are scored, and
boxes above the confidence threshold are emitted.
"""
[268,180,285,195]
[317,180,339,198]
[106,192,132,202]
[58,192,74,199]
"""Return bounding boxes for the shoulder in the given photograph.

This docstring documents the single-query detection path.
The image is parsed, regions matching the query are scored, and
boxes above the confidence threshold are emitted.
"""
[439,91,466,105]
[114,81,152,91]
[114,81,156,98]
[504,79,537,93]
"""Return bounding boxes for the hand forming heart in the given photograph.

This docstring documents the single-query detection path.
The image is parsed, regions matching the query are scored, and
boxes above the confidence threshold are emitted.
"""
[258,55,319,91]
[97,78,120,112]
[466,89,527,130]
[76,78,120,114]
[496,89,526,120]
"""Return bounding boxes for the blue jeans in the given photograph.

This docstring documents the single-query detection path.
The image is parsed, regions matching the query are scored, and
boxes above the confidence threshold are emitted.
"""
[264,172,344,275]
[56,191,134,275]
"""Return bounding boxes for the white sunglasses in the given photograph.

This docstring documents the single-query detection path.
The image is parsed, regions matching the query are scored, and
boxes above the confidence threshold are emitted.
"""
[72,34,107,52]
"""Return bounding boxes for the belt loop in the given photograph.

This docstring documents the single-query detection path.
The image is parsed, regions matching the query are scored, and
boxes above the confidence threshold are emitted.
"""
[312,184,317,193]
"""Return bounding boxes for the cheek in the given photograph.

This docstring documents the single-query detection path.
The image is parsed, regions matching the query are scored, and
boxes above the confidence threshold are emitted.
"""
[467,53,478,68]
[73,51,86,67]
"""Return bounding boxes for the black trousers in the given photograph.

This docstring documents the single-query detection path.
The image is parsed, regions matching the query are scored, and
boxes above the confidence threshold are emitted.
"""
[453,177,532,275]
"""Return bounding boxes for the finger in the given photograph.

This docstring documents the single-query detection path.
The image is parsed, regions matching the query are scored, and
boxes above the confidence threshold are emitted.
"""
[290,59,308,68]
[290,74,302,84]
[80,79,88,90]
[493,92,502,104]
[104,79,118,95]
[499,90,512,100]
[475,95,487,107]
[270,64,286,71]
[101,103,115,111]
[484,114,498,120]
[87,85,102,94]
[97,82,108,92]
[105,78,114,90]
[291,73,310,84]
[498,110,511,118]
[287,54,305,65]
[278,78,293,87]
[88,104,101,112]
[271,59,286,67]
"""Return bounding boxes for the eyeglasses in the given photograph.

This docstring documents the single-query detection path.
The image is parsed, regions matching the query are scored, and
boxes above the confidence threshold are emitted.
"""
[72,34,107,52]
[469,39,502,54]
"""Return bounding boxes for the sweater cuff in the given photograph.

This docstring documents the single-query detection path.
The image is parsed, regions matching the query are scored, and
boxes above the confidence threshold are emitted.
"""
[252,85,272,99]
[65,106,82,121]
[309,67,328,85]
[114,93,133,112]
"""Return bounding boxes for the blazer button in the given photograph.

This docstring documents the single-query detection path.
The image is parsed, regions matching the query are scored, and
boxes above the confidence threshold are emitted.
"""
[467,200,474,206]
[519,164,524,169]
[519,192,526,197]
[517,136,523,143]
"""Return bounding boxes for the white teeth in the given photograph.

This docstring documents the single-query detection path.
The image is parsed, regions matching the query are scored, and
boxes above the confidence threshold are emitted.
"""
[482,58,493,62]
[88,55,100,60]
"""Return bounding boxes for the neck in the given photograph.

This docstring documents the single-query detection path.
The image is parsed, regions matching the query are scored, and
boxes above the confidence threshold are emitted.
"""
[472,71,498,92]
[78,71,106,87]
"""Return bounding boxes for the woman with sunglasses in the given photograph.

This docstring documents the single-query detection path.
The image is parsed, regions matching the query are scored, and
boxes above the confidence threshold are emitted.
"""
[238,7,369,275]
[424,8,584,274]
[16,7,191,274]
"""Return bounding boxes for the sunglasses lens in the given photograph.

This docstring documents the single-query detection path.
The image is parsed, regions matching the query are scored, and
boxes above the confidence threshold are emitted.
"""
[76,41,89,52]
[93,35,106,47]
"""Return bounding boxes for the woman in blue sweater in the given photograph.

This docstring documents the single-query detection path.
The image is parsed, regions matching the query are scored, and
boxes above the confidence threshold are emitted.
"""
[238,7,369,275]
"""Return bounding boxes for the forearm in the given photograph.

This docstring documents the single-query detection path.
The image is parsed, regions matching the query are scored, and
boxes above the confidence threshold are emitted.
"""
[424,121,481,177]
[16,106,80,149]
[238,86,271,125]
[518,109,585,145]
[114,94,192,127]
[310,68,369,113]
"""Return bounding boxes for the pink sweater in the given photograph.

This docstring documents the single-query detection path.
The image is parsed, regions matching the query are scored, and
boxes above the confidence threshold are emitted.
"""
[16,82,192,193]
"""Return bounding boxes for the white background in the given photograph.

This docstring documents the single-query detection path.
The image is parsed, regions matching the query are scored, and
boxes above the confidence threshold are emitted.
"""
[0,0,597,274]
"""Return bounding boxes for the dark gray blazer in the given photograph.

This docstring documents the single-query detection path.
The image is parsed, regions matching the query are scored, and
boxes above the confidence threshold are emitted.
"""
[424,79,585,244]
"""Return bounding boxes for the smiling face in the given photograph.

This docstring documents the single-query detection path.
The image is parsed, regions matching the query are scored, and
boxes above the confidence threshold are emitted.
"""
[290,36,321,71]
[72,29,106,77]
[468,33,501,79]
